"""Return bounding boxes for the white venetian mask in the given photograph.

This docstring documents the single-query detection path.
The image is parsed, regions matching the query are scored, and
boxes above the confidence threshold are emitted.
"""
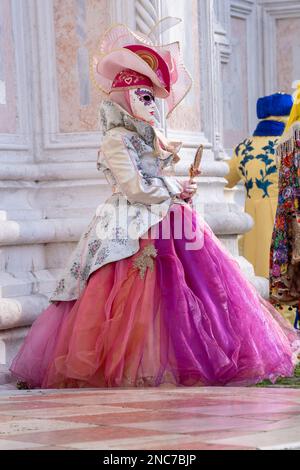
[128,87,160,126]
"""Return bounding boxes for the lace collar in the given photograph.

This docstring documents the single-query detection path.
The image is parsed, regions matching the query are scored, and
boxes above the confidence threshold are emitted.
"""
[100,99,181,163]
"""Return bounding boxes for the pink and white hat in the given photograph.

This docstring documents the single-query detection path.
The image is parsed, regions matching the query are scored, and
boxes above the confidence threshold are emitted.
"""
[91,22,192,117]
[111,69,154,92]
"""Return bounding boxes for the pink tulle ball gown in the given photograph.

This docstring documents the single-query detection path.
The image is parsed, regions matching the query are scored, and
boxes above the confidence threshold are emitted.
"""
[10,203,300,389]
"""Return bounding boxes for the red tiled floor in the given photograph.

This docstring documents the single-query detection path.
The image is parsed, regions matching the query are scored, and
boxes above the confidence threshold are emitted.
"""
[0,415,25,423]
[155,442,255,450]
[0,401,75,412]
[27,446,74,450]
[46,409,206,425]
[114,416,281,434]
[94,397,249,410]
[0,386,299,450]
[173,402,300,416]
[8,392,106,401]
[3,425,167,446]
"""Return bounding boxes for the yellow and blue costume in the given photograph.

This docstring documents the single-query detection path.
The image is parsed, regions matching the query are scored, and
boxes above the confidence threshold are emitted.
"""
[225,93,293,279]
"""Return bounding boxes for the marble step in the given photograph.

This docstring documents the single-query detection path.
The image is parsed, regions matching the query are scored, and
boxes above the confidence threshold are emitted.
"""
[0,295,49,332]
[0,326,30,368]
[0,205,251,246]
[0,270,59,298]
[0,364,15,386]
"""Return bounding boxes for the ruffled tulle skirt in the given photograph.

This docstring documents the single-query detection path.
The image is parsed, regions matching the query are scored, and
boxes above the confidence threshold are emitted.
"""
[10,204,300,388]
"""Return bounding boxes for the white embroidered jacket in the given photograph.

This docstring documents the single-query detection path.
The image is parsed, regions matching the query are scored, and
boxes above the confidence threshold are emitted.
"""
[50,100,184,301]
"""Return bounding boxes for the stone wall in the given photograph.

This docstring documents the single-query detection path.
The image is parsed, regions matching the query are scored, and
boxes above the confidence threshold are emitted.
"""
[1,0,299,378]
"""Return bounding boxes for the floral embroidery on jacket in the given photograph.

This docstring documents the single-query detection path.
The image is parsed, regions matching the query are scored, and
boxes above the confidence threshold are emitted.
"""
[236,139,254,198]
[97,210,111,232]
[100,106,108,134]
[113,226,128,245]
[70,262,81,280]
[100,99,155,147]
[129,134,149,155]
[235,138,278,198]
[95,247,110,265]
[123,136,153,186]
[255,140,278,198]
[83,216,97,239]
[52,278,65,296]
[88,240,102,256]
[80,264,91,281]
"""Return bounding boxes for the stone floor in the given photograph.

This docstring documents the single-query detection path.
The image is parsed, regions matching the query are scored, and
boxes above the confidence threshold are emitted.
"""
[0,386,300,450]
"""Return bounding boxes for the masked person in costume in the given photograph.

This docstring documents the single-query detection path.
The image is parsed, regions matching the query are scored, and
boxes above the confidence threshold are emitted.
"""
[270,84,300,330]
[10,23,299,389]
[225,93,293,279]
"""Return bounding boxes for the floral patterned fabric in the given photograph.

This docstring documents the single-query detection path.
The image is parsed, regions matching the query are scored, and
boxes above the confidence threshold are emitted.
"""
[225,135,280,278]
[270,124,300,305]
[232,138,278,199]
[50,100,184,302]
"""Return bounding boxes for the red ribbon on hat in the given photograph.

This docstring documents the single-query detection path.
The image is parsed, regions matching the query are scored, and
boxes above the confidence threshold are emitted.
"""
[111,69,153,90]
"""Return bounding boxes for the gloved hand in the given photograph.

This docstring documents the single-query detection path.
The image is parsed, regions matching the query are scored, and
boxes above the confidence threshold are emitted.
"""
[179,180,198,201]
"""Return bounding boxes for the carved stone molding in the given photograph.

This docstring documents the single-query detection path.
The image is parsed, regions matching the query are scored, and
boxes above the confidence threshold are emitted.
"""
[0,0,31,156]
[214,0,231,33]
[135,0,159,35]
[258,0,300,94]
[214,0,232,65]
[110,0,136,28]
[35,0,103,160]
[230,0,259,139]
